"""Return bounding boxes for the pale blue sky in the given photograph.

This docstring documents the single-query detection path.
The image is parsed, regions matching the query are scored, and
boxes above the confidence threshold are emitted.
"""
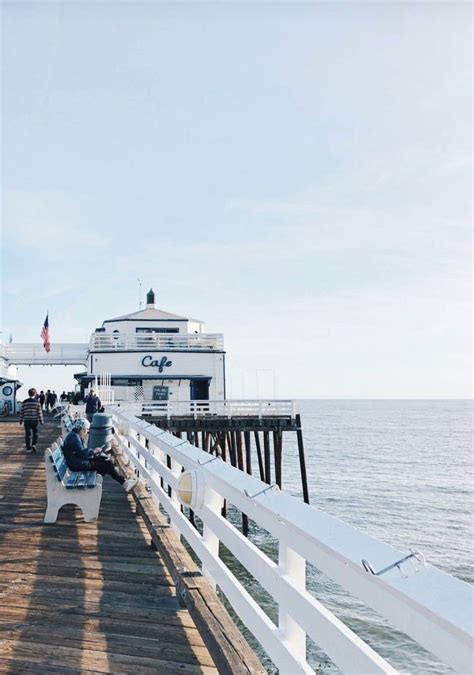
[1,1,472,398]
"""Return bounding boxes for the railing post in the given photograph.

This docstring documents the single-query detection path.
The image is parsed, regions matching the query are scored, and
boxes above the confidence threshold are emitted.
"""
[168,457,182,535]
[150,440,166,510]
[278,541,306,663]
[202,487,223,589]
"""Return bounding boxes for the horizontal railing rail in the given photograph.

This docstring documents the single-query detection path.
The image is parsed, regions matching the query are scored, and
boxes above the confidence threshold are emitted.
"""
[89,333,224,352]
[108,408,473,674]
[3,343,89,365]
[115,399,295,418]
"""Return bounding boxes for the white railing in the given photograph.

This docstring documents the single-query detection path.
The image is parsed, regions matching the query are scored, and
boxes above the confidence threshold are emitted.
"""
[89,333,224,352]
[115,399,295,418]
[3,343,89,365]
[94,372,115,405]
[109,408,473,675]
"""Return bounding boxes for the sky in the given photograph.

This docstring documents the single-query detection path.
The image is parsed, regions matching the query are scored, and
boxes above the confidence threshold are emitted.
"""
[1,1,472,399]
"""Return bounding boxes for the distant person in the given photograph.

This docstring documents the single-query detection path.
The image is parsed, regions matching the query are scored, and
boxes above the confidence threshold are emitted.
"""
[51,390,58,408]
[62,418,137,492]
[2,402,10,416]
[84,388,102,423]
[19,387,44,453]
[39,391,45,410]
[45,390,53,412]
[60,391,68,402]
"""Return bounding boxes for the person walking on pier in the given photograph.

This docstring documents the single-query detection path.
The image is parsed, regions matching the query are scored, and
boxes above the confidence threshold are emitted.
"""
[62,418,137,492]
[45,390,53,412]
[84,389,102,423]
[19,388,44,453]
[39,391,45,410]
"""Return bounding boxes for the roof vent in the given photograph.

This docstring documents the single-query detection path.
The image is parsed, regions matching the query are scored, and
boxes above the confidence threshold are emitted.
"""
[146,288,156,309]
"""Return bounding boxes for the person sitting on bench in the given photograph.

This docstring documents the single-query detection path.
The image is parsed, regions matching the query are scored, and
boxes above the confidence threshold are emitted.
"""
[62,418,138,493]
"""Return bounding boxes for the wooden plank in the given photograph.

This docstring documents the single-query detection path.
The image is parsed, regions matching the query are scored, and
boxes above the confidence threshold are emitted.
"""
[0,605,206,647]
[0,640,218,674]
[0,570,175,594]
[0,597,197,629]
[0,558,170,580]
[0,625,215,667]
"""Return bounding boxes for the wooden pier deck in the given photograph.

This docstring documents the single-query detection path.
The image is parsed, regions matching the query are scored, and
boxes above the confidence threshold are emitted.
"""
[0,419,261,674]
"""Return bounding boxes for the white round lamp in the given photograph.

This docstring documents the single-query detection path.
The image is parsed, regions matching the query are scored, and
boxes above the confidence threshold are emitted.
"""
[177,470,205,510]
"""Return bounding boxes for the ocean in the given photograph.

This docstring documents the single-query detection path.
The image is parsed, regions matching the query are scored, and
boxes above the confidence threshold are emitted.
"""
[220,399,473,674]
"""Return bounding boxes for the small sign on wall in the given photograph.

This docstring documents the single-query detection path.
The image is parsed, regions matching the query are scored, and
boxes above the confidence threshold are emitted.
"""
[152,386,169,401]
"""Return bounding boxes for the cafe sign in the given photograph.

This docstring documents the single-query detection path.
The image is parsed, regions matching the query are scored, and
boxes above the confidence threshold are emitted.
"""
[141,355,172,372]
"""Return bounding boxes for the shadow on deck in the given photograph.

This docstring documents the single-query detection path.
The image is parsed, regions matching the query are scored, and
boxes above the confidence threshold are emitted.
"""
[0,419,217,673]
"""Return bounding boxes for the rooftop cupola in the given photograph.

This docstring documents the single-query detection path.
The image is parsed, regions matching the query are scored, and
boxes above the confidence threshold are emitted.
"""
[146,288,156,309]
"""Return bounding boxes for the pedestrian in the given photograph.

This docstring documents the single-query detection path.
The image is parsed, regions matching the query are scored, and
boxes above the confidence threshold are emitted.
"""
[84,388,102,423]
[39,390,45,410]
[51,390,58,408]
[60,391,68,402]
[45,390,52,412]
[62,418,137,492]
[19,387,44,453]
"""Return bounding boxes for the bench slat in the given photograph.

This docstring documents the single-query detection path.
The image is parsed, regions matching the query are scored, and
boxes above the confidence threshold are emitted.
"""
[85,473,97,488]
[66,473,81,489]
[56,459,68,482]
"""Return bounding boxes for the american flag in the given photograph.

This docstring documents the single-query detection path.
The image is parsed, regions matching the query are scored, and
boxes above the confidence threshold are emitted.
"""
[41,314,50,353]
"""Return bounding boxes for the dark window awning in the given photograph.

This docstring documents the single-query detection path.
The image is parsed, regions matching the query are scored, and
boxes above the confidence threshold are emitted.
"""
[74,373,211,383]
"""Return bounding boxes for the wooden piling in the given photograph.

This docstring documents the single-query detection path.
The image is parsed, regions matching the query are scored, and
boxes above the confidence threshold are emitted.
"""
[273,430,282,490]
[295,413,310,504]
[263,431,271,484]
[253,431,265,482]
[244,431,252,477]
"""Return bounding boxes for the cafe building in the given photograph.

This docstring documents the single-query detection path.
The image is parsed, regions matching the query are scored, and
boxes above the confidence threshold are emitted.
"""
[75,289,226,403]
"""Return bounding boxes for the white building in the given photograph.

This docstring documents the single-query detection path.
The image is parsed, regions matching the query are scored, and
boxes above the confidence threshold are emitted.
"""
[77,289,226,403]
[0,340,21,414]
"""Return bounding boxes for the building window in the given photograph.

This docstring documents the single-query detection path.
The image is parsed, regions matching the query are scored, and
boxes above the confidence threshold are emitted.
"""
[111,378,143,386]
[136,327,179,334]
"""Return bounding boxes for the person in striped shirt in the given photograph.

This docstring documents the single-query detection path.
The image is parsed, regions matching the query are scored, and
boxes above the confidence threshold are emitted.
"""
[19,388,44,453]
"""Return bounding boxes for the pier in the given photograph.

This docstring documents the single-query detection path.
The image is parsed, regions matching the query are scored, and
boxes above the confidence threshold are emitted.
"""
[0,419,263,674]
[0,412,472,673]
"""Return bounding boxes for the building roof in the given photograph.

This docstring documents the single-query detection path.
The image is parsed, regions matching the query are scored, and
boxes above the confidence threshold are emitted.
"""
[103,308,189,323]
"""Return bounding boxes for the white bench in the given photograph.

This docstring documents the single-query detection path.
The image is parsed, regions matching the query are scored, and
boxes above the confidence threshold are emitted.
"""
[44,440,103,523]
[60,412,74,438]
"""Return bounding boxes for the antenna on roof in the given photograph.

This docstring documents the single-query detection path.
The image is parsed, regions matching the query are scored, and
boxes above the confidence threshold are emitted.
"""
[137,278,142,310]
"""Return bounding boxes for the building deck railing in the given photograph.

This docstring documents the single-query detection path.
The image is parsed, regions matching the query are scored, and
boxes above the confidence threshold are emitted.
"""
[115,399,295,418]
[1,332,224,366]
[110,407,474,675]
[89,333,224,352]
[2,343,89,365]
